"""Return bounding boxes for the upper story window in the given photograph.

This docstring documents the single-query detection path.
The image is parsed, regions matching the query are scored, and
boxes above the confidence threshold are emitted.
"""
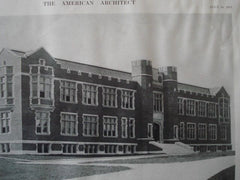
[121,90,135,110]
[208,103,217,118]
[198,123,207,140]
[60,80,77,103]
[0,112,10,134]
[31,75,53,99]
[121,117,128,138]
[40,76,52,99]
[187,123,196,140]
[82,114,98,137]
[103,116,118,137]
[35,111,50,135]
[82,84,98,106]
[219,97,230,122]
[129,118,135,138]
[198,101,206,117]
[0,77,5,98]
[102,87,117,107]
[178,98,184,115]
[153,92,163,113]
[60,112,78,136]
[0,66,13,99]
[209,124,217,140]
[186,99,196,116]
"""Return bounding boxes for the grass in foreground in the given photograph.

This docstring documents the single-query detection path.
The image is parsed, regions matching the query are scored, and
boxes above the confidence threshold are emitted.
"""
[0,158,130,180]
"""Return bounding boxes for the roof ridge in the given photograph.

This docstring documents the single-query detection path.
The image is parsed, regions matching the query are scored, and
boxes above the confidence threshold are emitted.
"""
[178,82,210,90]
[56,58,131,75]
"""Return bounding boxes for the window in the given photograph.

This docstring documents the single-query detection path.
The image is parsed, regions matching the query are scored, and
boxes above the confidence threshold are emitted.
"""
[186,99,196,116]
[60,80,77,103]
[121,117,128,138]
[147,123,153,138]
[178,98,184,115]
[209,124,217,140]
[198,101,206,117]
[40,76,52,99]
[0,143,10,153]
[103,116,118,137]
[173,125,178,139]
[35,111,50,135]
[37,144,49,153]
[31,75,52,99]
[62,144,77,154]
[219,97,230,122]
[179,122,185,140]
[60,113,78,136]
[129,118,135,138]
[208,103,217,118]
[153,92,163,112]
[220,126,227,140]
[198,123,207,140]
[0,112,10,134]
[39,59,46,66]
[121,90,135,109]
[104,145,117,154]
[102,87,117,107]
[82,84,98,105]
[82,114,98,137]
[84,144,98,154]
[187,123,196,140]
[0,67,13,98]
[0,76,5,98]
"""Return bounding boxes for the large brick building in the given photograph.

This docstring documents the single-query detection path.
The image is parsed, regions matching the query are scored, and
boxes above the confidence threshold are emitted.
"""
[0,47,231,155]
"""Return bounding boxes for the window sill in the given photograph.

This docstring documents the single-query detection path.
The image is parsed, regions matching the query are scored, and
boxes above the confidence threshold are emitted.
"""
[121,107,135,110]
[103,136,118,138]
[82,134,99,137]
[82,103,98,106]
[60,134,78,137]
[102,105,118,108]
[36,133,51,135]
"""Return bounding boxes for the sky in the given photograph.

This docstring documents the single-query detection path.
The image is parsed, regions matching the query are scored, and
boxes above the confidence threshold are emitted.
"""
[0,14,235,145]
[0,14,233,90]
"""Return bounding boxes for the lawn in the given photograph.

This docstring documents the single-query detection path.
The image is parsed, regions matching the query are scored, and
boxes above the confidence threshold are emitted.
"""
[0,158,130,180]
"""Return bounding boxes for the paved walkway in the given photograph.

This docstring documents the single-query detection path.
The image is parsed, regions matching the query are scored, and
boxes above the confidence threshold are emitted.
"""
[66,156,235,180]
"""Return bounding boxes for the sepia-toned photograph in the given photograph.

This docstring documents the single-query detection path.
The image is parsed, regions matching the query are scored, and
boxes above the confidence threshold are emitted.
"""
[0,13,235,179]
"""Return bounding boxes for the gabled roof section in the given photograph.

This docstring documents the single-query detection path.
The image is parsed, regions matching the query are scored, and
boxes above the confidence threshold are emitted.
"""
[24,47,57,62]
[209,87,222,95]
[1,47,131,80]
[9,49,26,57]
[178,83,211,95]
[212,86,229,97]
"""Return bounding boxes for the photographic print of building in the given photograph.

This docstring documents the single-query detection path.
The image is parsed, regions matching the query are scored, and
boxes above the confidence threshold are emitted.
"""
[0,47,232,155]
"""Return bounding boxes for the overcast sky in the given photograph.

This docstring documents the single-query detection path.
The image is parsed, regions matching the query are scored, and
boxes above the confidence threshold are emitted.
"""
[0,14,233,92]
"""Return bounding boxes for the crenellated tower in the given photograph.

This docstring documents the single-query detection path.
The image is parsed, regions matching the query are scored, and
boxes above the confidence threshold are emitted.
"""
[159,66,179,141]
